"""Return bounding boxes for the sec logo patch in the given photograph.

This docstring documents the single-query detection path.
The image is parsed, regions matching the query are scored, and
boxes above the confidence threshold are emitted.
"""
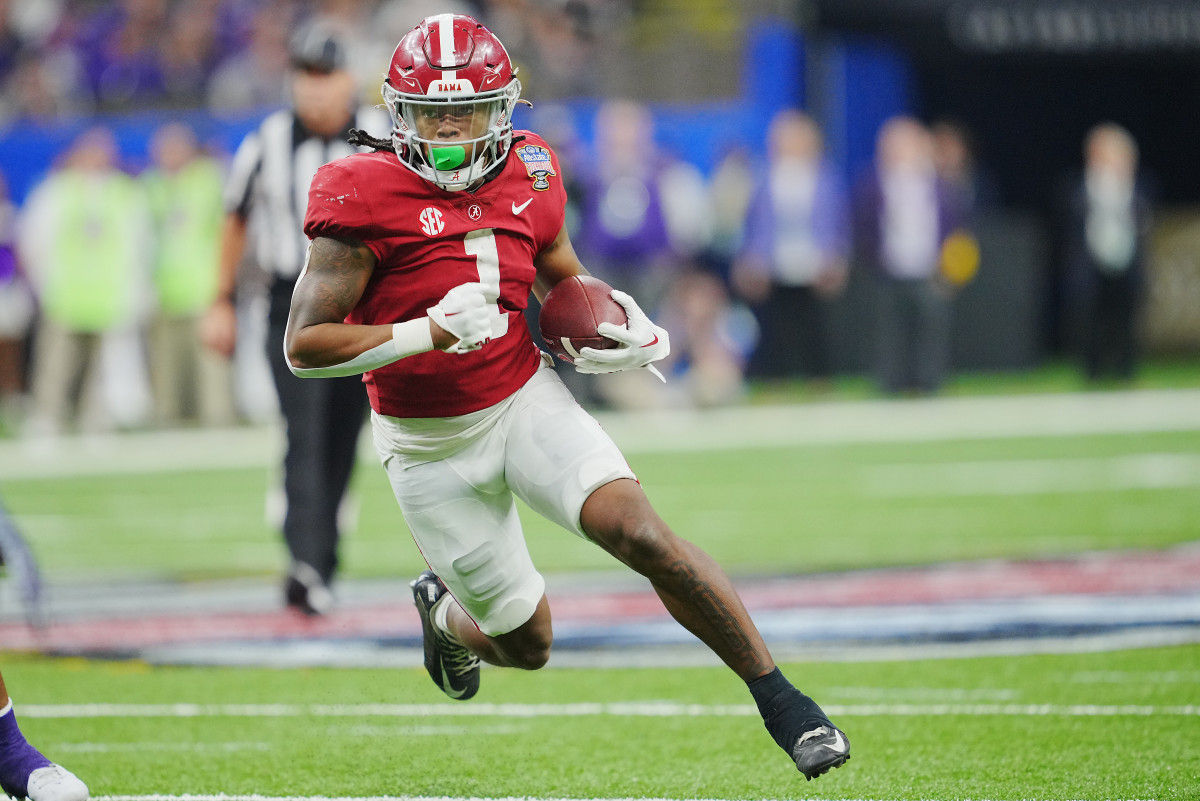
[419,207,445,237]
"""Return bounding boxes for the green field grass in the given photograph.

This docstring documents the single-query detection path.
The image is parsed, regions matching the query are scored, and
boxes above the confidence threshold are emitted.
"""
[3,427,1198,583]
[2,646,1198,801]
[4,361,1200,583]
[4,381,1199,800]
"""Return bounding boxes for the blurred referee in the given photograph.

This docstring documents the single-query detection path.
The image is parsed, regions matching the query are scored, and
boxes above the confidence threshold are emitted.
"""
[202,23,386,615]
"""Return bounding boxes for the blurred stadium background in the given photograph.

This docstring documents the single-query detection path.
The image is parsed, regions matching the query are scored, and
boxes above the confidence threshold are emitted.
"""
[2,0,1200,389]
[0,0,1195,652]
[1,2,1198,798]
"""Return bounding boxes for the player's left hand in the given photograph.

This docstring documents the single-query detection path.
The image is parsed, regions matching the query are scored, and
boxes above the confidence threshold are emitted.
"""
[574,289,670,380]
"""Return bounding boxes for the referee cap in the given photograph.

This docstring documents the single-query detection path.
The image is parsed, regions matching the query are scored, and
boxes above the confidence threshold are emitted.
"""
[290,22,348,73]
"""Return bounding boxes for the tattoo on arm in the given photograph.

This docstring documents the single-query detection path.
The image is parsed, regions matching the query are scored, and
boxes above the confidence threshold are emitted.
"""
[291,237,376,328]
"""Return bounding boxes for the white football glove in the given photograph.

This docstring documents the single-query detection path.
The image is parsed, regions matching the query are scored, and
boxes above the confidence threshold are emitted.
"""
[427,282,507,354]
[574,289,670,380]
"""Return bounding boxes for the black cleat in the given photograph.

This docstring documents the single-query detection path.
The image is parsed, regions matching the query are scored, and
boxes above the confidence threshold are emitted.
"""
[284,562,334,616]
[411,570,480,700]
[792,723,850,780]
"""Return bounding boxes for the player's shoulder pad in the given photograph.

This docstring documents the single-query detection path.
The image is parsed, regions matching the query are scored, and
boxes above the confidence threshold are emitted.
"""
[305,152,392,240]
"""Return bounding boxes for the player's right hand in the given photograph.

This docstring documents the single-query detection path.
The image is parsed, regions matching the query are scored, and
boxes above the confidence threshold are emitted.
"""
[427,282,500,353]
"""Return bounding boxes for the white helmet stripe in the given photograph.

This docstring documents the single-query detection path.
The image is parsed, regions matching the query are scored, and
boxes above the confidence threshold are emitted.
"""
[435,12,456,74]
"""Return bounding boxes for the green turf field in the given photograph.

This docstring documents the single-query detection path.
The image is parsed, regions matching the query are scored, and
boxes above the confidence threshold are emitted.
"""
[3,427,1198,582]
[3,380,1199,800]
[4,364,1200,582]
[3,646,1198,800]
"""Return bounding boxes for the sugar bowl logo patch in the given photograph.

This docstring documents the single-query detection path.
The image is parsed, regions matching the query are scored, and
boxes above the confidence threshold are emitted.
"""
[515,145,556,191]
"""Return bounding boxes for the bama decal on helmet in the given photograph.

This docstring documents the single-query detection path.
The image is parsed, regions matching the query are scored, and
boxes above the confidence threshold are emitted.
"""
[515,145,556,191]
[429,79,475,96]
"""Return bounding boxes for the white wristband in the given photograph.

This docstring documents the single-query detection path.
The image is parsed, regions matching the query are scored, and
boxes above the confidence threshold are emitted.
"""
[288,318,435,378]
[391,317,435,358]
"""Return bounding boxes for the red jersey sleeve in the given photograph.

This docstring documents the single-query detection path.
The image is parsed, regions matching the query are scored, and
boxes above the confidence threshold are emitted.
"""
[303,156,386,261]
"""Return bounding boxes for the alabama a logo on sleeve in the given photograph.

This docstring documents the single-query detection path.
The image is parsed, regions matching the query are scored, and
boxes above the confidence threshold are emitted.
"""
[515,145,556,191]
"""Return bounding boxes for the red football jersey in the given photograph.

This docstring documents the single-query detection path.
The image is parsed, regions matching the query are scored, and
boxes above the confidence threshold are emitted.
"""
[304,132,567,418]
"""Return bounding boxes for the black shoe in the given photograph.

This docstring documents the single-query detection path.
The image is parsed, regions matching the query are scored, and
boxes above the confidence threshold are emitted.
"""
[284,562,334,616]
[791,723,850,780]
[411,570,480,700]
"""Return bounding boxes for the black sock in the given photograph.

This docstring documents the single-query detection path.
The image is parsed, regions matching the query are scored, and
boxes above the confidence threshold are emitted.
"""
[747,668,831,752]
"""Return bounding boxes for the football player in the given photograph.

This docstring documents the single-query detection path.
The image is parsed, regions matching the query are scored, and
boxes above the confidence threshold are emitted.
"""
[0,670,88,801]
[284,13,849,781]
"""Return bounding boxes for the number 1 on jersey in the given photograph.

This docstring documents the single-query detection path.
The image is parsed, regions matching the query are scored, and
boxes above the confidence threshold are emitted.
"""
[463,229,509,339]
[464,229,500,301]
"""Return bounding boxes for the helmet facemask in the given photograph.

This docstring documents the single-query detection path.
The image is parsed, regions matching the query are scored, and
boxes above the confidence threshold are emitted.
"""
[383,78,521,192]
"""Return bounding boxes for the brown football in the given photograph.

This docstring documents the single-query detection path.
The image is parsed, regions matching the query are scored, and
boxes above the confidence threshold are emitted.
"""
[538,275,627,364]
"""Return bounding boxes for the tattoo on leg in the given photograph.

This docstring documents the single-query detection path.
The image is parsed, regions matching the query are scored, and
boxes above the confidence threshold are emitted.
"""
[662,558,770,677]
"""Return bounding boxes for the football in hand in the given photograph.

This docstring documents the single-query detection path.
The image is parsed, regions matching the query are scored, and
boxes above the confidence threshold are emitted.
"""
[538,275,627,364]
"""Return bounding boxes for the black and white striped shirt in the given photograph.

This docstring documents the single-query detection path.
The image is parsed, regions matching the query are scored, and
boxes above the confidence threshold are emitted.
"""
[223,106,389,281]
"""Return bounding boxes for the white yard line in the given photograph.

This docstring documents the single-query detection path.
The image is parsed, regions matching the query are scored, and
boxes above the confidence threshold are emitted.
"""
[4,389,1200,480]
[863,452,1200,496]
[99,797,752,801]
[94,795,1168,801]
[22,701,1200,719]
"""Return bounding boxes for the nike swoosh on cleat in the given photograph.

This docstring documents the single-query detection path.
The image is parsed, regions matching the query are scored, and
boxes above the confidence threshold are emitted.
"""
[440,663,468,699]
[512,198,533,214]
[822,730,848,754]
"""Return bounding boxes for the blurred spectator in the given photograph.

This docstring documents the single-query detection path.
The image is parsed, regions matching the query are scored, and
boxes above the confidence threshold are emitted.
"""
[655,269,752,408]
[705,143,755,284]
[158,0,224,107]
[17,126,153,435]
[0,0,88,124]
[576,98,708,310]
[142,121,236,427]
[732,109,849,387]
[573,98,709,408]
[206,3,293,112]
[853,116,965,396]
[491,0,600,99]
[931,118,999,222]
[73,0,170,111]
[0,171,33,429]
[0,49,91,122]
[1064,122,1152,384]
[0,0,65,84]
[0,0,22,83]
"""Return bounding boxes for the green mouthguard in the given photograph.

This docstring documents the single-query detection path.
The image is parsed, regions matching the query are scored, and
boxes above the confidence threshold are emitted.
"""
[430,146,467,170]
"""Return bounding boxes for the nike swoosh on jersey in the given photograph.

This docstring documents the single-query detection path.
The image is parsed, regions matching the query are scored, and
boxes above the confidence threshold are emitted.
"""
[512,198,533,214]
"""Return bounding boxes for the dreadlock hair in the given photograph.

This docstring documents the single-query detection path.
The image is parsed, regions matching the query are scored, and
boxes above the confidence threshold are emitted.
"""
[347,128,395,153]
